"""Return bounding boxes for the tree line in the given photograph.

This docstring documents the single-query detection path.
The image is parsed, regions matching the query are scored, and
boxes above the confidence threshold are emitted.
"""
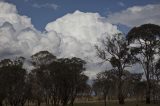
[0,51,90,106]
[0,24,160,106]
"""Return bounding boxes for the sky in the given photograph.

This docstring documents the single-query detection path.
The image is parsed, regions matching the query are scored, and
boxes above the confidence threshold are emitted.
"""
[0,0,160,78]
[4,0,160,32]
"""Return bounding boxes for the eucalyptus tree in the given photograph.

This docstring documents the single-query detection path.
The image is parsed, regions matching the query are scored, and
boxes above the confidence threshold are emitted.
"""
[93,69,117,106]
[30,51,56,106]
[153,59,160,102]
[48,57,87,106]
[0,59,13,106]
[134,81,147,102]
[70,74,89,106]
[155,59,160,83]
[0,57,27,106]
[155,59,160,100]
[95,33,134,104]
[93,69,142,106]
[127,24,160,104]
[65,57,87,106]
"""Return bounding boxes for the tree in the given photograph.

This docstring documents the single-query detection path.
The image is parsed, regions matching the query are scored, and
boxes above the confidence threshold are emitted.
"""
[127,24,160,104]
[0,59,13,106]
[70,74,89,106]
[0,57,27,106]
[93,69,116,106]
[30,51,56,106]
[95,33,133,104]
[133,81,146,103]
[31,51,56,67]
[48,57,86,106]
[93,69,142,106]
[153,59,160,102]
[155,59,160,83]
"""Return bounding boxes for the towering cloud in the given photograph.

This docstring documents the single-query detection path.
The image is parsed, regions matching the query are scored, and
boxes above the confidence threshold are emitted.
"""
[46,10,119,44]
[0,2,120,78]
[0,2,40,58]
[45,10,119,58]
[0,2,33,30]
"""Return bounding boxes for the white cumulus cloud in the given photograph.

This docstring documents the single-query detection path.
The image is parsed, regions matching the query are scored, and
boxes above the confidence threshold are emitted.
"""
[0,2,120,78]
[46,10,119,44]
[0,2,33,30]
[45,10,120,77]
[107,4,160,27]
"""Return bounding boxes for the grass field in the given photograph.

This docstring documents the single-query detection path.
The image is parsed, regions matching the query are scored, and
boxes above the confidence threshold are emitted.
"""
[26,102,160,106]
[26,100,160,106]
[72,102,160,106]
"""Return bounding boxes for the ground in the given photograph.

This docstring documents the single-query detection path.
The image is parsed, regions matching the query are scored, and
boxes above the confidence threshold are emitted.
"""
[73,102,160,106]
[26,101,160,106]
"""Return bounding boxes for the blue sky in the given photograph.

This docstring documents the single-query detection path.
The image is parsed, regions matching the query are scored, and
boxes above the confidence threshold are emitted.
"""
[5,0,160,32]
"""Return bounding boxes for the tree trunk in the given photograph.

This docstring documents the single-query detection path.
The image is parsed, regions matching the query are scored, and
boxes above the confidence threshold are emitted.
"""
[104,94,107,106]
[146,71,151,104]
[27,100,29,106]
[37,100,41,106]
[51,100,53,106]
[45,97,49,106]
[53,97,56,106]
[21,103,24,106]
[118,76,125,104]
[5,100,7,106]
[70,94,76,106]
[62,101,67,106]
[70,98,75,106]
[62,99,68,106]
[118,95,124,104]
[146,88,151,104]
[0,101,2,106]
[152,88,156,104]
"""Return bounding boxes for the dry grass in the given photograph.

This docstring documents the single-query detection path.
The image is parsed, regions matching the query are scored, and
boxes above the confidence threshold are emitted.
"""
[30,102,160,106]
[72,102,160,106]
